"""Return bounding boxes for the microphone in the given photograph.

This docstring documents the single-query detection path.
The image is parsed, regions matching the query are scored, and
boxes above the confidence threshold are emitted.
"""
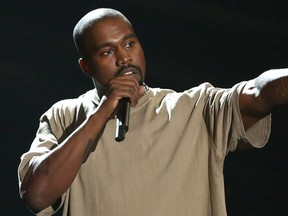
[115,97,131,142]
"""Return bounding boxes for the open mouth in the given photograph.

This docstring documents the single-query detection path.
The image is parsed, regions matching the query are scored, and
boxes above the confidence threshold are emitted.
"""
[116,65,143,84]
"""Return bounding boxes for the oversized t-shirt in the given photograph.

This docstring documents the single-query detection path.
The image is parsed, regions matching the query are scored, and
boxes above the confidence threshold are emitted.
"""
[18,82,271,216]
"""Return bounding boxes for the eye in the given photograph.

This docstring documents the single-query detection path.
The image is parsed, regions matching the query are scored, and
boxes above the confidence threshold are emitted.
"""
[125,41,135,48]
[101,49,114,56]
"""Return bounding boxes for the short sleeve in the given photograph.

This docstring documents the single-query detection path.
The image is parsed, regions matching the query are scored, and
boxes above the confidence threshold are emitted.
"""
[201,81,271,156]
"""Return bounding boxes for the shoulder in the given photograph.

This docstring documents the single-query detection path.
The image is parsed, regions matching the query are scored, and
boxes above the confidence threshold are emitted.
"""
[183,81,247,100]
[147,82,247,107]
[42,89,97,121]
[149,83,217,101]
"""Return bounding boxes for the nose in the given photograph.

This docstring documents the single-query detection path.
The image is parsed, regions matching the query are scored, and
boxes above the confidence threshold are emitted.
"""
[116,48,132,66]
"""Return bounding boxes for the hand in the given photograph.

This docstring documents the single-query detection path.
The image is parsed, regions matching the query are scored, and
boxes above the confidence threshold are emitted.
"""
[96,73,145,121]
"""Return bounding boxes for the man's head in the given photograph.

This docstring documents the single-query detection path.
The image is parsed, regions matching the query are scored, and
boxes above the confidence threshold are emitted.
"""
[73,8,146,95]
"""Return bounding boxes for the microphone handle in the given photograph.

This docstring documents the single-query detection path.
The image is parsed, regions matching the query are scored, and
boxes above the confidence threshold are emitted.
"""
[115,98,131,142]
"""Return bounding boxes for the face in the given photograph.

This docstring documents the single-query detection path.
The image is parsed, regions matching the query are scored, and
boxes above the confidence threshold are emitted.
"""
[80,17,146,90]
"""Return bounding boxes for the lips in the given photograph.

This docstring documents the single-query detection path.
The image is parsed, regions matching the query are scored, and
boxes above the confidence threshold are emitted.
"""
[116,65,141,77]
[115,65,143,84]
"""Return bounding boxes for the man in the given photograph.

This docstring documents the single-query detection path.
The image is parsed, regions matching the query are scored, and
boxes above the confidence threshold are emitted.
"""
[18,8,288,216]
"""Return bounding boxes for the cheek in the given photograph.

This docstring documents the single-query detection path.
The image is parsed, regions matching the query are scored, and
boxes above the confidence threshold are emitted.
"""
[93,63,116,85]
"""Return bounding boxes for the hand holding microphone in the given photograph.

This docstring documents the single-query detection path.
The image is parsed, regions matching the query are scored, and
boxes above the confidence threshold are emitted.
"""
[107,69,145,142]
[115,71,133,142]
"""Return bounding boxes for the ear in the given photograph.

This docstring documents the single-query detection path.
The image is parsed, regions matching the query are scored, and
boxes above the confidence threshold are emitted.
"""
[78,58,92,77]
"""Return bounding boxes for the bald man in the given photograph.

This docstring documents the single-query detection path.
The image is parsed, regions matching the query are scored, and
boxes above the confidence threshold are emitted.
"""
[18,8,288,216]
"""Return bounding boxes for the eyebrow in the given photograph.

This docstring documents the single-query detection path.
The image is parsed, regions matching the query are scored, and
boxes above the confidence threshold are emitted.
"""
[94,33,137,52]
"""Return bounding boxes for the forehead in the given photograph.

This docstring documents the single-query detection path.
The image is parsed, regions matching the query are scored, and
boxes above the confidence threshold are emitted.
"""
[85,17,135,45]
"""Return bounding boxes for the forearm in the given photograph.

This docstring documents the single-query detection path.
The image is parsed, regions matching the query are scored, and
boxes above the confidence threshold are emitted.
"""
[239,69,288,130]
[21,109,108,213]
[255,68,288,110]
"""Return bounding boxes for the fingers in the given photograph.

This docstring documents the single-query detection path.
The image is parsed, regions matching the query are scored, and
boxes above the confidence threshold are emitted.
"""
[105,74,143,107]
[138,85,145,96]
[96,74,145,122]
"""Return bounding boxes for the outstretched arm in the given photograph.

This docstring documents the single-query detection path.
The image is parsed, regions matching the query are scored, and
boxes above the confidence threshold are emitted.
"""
[239,68,288,130]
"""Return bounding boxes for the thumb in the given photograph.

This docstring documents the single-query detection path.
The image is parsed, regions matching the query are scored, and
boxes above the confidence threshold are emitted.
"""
[139,85,146,95]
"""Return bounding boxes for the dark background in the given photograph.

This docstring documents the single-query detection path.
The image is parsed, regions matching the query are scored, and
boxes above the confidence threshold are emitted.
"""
[1,1,288,215]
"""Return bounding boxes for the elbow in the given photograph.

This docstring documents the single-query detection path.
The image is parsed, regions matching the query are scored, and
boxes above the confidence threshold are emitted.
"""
[20,173,50,213]
[20,183,62,214]
[21,189,50,214]
[21,175,64,213]
[20,162,58,213]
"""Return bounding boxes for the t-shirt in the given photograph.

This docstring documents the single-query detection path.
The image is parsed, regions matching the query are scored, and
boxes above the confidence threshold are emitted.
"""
[18,82,271,216]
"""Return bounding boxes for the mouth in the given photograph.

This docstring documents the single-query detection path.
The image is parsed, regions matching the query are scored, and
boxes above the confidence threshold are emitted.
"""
[116,65,143,84]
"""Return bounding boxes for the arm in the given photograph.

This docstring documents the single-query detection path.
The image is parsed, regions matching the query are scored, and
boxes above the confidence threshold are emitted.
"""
[239,68,288,130]
[20,74,145,213]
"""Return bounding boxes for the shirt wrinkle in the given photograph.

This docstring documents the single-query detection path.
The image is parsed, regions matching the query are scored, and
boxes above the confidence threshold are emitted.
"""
[18,82,271,216]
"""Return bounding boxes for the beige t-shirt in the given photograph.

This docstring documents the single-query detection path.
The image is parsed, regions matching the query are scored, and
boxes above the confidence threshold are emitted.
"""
[18,82,271,216]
